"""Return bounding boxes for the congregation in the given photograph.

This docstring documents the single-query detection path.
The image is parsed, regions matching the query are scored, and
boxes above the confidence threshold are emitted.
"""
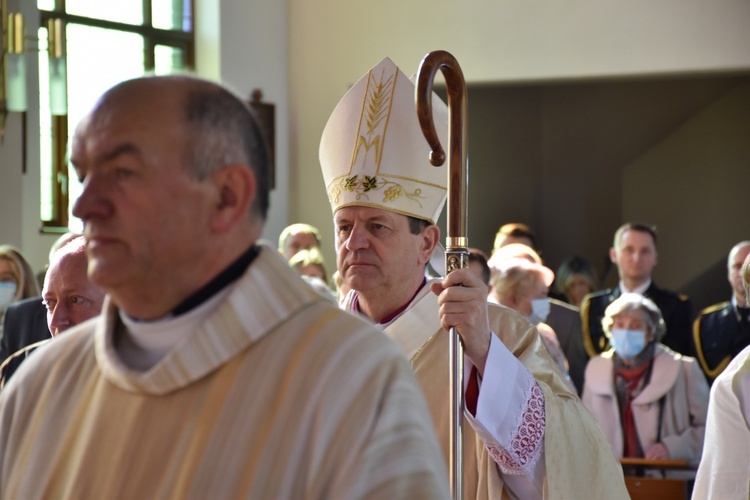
[0,65,745,499]
[274,216,748,496]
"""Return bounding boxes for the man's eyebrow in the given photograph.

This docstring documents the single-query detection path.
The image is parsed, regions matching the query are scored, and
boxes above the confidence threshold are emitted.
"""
[71,142,140,169]
[366,216,393,224]
[96,142,139,164]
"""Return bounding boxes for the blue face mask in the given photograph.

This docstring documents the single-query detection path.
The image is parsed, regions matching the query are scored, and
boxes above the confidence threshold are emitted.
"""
[527,298,551,325]
[0,281,17,313]
[610,328,647,359]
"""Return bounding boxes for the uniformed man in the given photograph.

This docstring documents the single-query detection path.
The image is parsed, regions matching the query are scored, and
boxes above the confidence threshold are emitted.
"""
[693,241,750,383]
[581,222,693,357]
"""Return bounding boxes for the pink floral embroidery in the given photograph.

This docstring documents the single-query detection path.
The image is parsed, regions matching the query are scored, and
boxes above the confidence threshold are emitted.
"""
[486,383,545,475]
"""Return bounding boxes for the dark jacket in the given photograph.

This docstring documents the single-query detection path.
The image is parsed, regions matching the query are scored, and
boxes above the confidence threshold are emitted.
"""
[692,301,750,383]
[547,298,587,395]
[0,297,51,385]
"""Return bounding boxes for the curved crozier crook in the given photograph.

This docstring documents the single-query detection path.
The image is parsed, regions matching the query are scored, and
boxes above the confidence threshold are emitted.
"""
[415,50,469,247]
[415,50,468,170]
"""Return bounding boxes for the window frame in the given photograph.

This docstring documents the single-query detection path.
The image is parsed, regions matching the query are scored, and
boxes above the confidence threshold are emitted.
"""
[38,1,195,230]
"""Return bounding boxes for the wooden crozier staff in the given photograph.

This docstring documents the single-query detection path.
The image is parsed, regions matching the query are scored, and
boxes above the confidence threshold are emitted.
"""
[415,50,469,500]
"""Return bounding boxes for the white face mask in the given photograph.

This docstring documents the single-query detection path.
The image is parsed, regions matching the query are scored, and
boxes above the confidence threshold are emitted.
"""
[610,328,647,359]
[527,297,551,325]
[0,282,18,313]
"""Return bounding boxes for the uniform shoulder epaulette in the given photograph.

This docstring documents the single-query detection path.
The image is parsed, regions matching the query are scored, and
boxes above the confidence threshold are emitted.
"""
[678,293,690,302]
[697,301,730,317]
[693,301,734,379]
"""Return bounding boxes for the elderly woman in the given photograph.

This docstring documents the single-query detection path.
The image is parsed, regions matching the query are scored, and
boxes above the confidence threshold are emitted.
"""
[583,293,709,477]
[490,258,574,391]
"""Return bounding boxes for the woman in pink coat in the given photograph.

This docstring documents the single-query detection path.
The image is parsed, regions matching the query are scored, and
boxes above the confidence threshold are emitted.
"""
[582,293,709,478]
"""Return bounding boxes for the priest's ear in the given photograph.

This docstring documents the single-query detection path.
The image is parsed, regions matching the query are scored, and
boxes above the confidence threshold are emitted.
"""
[417,224,440,266]
[210,164,257,234]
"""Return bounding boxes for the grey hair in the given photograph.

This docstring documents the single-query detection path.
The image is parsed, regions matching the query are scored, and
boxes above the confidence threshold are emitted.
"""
[183,82,270,220]
[601,292,666,341]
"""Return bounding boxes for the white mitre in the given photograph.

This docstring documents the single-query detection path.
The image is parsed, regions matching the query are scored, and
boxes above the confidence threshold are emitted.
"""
[319,57,449,224]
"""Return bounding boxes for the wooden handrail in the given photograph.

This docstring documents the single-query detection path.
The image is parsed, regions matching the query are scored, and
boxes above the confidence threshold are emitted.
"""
[620,458,693,470]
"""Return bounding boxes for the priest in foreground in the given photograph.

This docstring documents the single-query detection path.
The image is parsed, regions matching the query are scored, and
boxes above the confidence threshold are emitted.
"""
[0,74,449,498]
[320,57,628,499]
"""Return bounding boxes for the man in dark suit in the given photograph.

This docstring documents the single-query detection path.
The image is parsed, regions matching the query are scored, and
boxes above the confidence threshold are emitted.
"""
[0,231,81,369]
[0,236,105,387]
[693,241,750,383]
[581,222,692,357]
[0,297,50,367]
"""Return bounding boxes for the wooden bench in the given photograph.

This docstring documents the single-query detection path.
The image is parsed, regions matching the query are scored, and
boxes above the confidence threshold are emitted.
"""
[620,458,693,500]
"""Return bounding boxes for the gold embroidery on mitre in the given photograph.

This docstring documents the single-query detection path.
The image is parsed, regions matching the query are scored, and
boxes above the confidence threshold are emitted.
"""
[327,174,426,207]
[349,66,397,176]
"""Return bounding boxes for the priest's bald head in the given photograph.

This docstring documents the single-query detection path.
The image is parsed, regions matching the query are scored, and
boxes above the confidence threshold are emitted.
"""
[71,75,270,320]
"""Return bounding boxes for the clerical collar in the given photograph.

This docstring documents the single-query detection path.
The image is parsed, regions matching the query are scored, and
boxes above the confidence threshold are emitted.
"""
[171,245,260,316]
[353,278,427,325]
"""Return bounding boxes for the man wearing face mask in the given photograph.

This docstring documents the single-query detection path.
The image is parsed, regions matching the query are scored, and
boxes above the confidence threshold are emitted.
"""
[582,293,709,478]
[490,258,574,392]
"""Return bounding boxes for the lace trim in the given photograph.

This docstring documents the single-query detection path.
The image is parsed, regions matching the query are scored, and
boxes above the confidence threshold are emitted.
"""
[485,382,545,475]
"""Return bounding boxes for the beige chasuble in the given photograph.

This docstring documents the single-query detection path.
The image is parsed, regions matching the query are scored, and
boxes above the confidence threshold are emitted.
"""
[694,345,750,498]
[345,281,628,499]
[0,247,449,499]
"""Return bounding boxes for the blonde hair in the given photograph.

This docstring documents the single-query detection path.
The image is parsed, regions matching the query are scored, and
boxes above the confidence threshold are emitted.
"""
[0,245,40,301]
[555,256,597,297]
[278,223,321,253]
[289,247,327,281]
[491,261,546,305]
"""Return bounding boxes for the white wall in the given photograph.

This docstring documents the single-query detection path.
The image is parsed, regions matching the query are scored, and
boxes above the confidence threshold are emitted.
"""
[216,1,289,246]
[624,79,750,292]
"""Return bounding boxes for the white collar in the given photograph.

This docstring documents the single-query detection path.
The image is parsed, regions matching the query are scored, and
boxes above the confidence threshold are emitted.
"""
[620,279,651,295]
